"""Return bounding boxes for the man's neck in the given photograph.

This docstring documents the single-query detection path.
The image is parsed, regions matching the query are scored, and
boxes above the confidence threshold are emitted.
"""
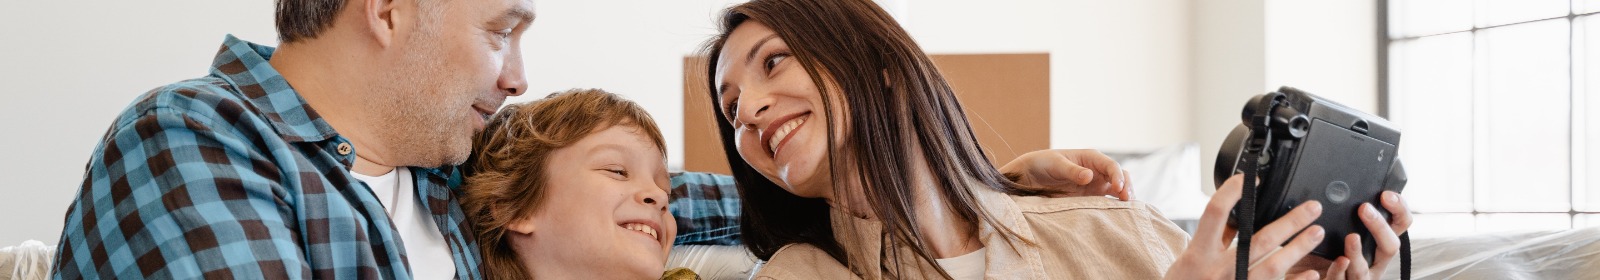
[352,155,398,177]
[270,41,395,177]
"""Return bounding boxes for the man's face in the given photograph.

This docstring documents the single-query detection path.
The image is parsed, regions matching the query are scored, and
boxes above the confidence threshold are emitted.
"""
[373,0,533,167]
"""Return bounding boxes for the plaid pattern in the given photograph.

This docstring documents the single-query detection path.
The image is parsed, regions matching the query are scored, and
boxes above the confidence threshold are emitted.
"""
[51,35,471,280]
[668,172,742,245]
[52,35,744,280]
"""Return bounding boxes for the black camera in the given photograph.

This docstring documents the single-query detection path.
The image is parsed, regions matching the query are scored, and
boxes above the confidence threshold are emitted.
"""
[1214,86,1408,264]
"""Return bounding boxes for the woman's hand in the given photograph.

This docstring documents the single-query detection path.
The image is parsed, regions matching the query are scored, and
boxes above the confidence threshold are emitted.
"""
[1294,191,1413,280]
[999,149,1133,201]
[1165,175,1328,280]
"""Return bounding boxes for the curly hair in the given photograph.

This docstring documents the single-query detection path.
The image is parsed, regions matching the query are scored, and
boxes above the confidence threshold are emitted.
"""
[458,88,666,280]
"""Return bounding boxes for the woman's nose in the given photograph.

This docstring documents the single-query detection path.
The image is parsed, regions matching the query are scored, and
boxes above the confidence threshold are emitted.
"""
[735,90,775,128]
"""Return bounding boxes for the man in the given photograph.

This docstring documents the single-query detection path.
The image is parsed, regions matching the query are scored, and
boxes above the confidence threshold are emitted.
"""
[51,0,1131,278]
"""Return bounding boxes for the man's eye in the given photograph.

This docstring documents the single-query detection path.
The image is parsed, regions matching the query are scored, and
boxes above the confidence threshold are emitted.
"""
[492,29,513,41]
[487,28,514,45]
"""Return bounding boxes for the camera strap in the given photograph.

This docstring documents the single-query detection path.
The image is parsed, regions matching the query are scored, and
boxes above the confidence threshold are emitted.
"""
[1235,98,1270,280]
[1235,149,1258,280]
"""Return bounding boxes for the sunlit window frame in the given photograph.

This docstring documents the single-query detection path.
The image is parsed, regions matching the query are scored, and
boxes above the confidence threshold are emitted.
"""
[1379,0,1600,233]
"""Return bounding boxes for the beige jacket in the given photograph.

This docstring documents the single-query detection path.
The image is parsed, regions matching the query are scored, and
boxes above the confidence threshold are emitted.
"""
[752,186,1190,279]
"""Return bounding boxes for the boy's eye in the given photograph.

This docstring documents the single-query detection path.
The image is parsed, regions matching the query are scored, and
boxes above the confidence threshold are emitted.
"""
[605,168,629,178]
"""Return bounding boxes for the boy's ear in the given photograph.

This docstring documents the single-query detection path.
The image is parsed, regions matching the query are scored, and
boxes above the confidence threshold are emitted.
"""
[507,216,537,234]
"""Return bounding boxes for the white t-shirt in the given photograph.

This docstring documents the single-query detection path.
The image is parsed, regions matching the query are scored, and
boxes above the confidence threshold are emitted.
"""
[352,168,457,280]
[934,247,987,280]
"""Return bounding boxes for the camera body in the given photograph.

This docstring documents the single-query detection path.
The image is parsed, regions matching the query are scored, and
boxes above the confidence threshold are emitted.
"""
[1214,87,1408,263]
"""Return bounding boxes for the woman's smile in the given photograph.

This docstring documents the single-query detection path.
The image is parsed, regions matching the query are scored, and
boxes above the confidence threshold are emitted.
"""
[763,112,811,158]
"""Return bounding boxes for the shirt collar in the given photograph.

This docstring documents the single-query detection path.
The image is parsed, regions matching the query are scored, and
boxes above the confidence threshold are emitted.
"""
[828,185,1043,279]
[209,34,340,143]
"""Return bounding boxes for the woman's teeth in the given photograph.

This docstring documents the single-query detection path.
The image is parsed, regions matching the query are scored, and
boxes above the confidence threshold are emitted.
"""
[769,116,806,154]
[622,223,658,240]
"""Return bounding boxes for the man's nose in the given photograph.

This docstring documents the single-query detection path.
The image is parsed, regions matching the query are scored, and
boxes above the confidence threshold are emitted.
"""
[500,51,528,97]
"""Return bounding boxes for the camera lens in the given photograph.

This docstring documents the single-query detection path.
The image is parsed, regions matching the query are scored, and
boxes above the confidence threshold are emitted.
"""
[1214,124,1249,188]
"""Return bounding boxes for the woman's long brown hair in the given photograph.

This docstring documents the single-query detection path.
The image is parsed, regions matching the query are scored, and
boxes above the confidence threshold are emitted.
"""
[702,0,1041,278]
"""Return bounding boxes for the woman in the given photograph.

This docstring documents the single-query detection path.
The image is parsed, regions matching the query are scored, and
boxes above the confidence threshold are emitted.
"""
[703,0,1411,279]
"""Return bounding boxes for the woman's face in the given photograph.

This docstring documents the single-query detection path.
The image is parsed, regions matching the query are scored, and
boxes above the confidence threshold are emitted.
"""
[714,21,848,200]
[506,125,676,278]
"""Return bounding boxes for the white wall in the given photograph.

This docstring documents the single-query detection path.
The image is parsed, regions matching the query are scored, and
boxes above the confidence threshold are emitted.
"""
[0,0,281,248]
[1191,0,1268,192]
[1191,0,1379,192]
[0,0,1377,246]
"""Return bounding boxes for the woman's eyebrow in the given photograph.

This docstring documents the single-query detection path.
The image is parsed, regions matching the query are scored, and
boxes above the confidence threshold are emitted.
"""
[745,34,780,64]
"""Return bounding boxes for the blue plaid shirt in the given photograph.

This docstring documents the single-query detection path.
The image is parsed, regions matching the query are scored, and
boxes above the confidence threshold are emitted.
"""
[53,35,741,279]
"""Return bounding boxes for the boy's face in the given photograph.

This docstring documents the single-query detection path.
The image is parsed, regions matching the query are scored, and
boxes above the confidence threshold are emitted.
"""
[509,124,675,278]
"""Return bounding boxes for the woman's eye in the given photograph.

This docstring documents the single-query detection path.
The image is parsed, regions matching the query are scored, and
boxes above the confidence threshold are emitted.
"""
[722,99,739,123]
[763,53,789,72]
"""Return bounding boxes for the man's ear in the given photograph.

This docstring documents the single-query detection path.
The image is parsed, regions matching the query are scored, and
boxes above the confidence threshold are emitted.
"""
[506,215,537,235]
[361,0,401,48]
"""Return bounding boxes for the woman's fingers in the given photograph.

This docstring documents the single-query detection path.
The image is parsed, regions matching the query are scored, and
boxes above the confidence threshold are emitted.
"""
[1363,202,1401,276]
[1248,225,1326,279]
[1195,175,1245,250]
[1250,201,1323,262]
[1324,257,1350,280]
[1381,191,1412,234]
[1343,234,1371,279]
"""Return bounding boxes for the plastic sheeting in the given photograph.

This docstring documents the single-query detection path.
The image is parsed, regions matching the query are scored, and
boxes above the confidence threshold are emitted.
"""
[0,240,52,280]
[665,245,759,280]
[1380,227,1600,279]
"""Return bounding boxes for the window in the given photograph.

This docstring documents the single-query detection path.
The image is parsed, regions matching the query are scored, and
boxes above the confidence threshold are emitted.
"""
[1386,0,1600,237]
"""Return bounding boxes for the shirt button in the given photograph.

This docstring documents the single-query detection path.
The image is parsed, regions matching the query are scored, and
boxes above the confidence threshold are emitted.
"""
[337,142,352,155]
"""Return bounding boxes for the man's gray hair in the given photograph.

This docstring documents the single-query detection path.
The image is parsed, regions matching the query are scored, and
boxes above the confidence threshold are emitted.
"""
[275,0,438,43]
